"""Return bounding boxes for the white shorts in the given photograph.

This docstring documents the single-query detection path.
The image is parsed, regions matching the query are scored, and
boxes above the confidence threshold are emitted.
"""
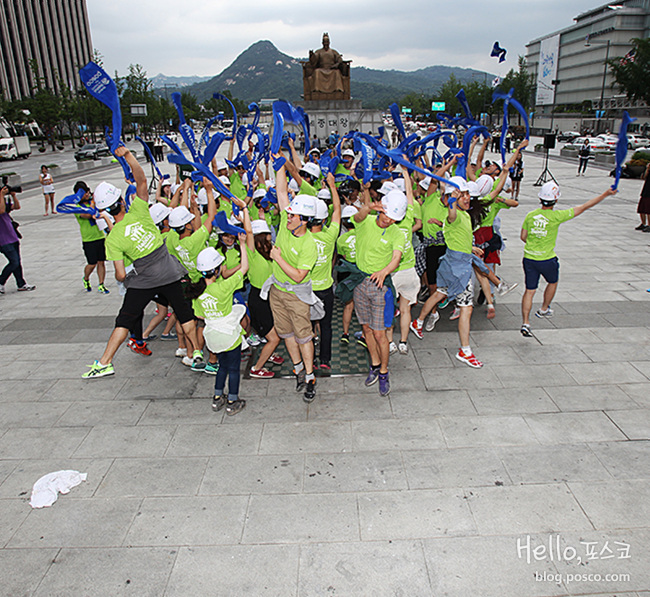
[392,267,420,305]
[42,185,55,195]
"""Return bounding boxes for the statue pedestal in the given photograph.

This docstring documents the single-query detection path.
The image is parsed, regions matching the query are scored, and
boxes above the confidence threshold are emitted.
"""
[295,99,383,141]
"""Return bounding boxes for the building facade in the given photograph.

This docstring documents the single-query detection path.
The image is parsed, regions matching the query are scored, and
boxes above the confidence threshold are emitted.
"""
[0,0,93,102]
[526,0,649,131]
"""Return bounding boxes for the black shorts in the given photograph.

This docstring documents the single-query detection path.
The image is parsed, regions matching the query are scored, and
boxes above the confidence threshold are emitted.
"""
[523,257,560,290]
[82,239,106,265]
[248,285,274,337]
[115,280,194,330]
[425,244,447,284]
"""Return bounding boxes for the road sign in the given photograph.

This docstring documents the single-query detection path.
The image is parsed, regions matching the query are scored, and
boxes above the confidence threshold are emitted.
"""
[431,102,446,111]
[401,107,412,114]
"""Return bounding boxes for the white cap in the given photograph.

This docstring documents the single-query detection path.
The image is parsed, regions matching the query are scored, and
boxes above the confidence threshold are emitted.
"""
[475,174,494,197]
[251,219,271,235]
[168,205,195,229]
[538,181,560,202]
[341,205,358,219]
[218,175,230,186]
[170,183,181,195]
[393,178,406,192]
[317,188,331,201]
[301,162,321,179]
[196,247,225,272]
[446,176,469,194]
[197,188,208,205]
[286,194,317,217]
[253,188,267,200]
[314,199,329,220]
[341,149,355,158]
[265,178,276,188]
[378,181,398,195]
[419,177,432,190]
[308,147,321,155]
[94,182,122,210]
[161,178,172,187]
[381,190,408,222]
[242,173,249,186]
[215,160,227,171]
[149,203,172,225]
[467,181,481,197]
[288,178,300,193]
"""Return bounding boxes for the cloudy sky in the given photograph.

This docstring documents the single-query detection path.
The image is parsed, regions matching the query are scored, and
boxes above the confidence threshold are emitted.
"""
[87,0,601,78]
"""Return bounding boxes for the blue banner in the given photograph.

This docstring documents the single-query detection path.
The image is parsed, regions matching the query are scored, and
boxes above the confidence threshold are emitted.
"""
[613,111,636,190]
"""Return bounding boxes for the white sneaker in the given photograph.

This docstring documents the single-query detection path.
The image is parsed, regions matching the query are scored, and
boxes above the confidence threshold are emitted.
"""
[181,356,193,367]
[425,311,440,332]
[389,341,397,355]
[496,281,518,297]
[175,348,187,358]
[449,307,460,321]
[398,341,408,355]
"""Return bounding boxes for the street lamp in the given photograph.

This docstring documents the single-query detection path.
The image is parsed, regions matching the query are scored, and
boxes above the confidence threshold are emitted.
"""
[585,37,611,132]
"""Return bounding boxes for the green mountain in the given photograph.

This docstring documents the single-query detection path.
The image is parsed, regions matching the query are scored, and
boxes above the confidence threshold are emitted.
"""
[176,40,494,108]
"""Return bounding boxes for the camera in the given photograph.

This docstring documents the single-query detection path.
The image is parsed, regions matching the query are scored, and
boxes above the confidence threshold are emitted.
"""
[1,177,22,194]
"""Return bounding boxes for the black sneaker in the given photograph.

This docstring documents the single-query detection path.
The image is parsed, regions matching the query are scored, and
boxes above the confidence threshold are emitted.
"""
[303,379,316,403]
[476,289,486,305]
[226,399,246,415]
[340,333,350,344]
[294,368,306,392]
[212,394,227,411]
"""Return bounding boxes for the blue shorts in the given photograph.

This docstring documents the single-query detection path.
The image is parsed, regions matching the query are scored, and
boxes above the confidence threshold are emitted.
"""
[523,257,559,290]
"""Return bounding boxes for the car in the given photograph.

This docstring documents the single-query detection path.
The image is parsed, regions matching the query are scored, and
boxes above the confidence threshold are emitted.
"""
[564,137,610,151]
[597,134,618,148]
[556,131,579,142]
[627,134,650,150]
[74,143,111,161]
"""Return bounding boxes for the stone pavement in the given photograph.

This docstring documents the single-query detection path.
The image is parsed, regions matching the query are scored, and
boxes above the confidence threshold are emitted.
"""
[0,149,649,597]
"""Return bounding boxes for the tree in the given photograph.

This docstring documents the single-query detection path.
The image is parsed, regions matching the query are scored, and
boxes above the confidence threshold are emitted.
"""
[608,38,650,106]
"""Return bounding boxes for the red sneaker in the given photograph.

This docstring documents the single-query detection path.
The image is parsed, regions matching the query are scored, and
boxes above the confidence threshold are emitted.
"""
[409,319,423,340]
[127,338,152,356]
[268,353,285,365]
[250,367,275,379]
[455,350,483,368]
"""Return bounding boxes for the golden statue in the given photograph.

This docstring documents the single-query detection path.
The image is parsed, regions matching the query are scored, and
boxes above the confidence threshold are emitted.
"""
[302,33,351,101]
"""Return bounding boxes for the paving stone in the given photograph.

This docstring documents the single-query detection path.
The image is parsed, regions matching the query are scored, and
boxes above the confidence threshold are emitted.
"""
[8,498,141,548]
[0,401,72,428]
[524,412,627,444]
[55,400,148,427]
[389,389,477,418]
[618,383,650,407]
[351,419,446,451]
[0,427,90,459]
[358,488,476,540]
[402,447,509,489]
[468,387,558,415]
[0,379,57,402]
[167,423,263,457]
[492,363,578,388]
[0,548,58,596]
[499,444,613,484]
[605,409,650,440]
[40,378,128,402]
[298,541,432,597]
[544,385,638,411]
[563,362,649,385]
[220,393,308,424]
[569,480,650,530]
[124,495,248,546]
[258,421,351,454]
[589,440,650,480]
[306,391,393,421]
[73,425,175,458]
[466,484,593,535]
[200,454,303,495]
[243,493,359,543]
[165,545,299,597]
[438,415,538,448]
[33,547,176,597]
[303,451,407,493]
[421,365,504,391]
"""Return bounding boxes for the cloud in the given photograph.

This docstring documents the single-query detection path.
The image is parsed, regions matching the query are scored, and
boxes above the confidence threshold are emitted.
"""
[87,0,599,78]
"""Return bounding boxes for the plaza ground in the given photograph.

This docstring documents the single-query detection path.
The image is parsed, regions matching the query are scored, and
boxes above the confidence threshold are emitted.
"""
[0,146,648,596]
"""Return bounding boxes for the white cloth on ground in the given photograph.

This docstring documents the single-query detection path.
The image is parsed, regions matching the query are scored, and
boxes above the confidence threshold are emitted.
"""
[29,470,87,508]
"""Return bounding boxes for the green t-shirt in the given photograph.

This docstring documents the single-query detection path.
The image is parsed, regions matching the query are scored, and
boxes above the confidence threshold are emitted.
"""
[421,191,447,240]
[311,222,340,291]
[443,209,473,254]
[299,179,317,197]
[246,245,272,289]
[105,196,163,265]
[522,207,575,260]
[334,164,351,187]
[224,245,241,270]
[169,226,209,282]
[336,230,356,263]
[193,270,243,319]
[272,211,318,290]
[480,199,511,228]
[76,214,105,243]
[229,173,247,201]
[354,215,405,275]
[396,204,416,272]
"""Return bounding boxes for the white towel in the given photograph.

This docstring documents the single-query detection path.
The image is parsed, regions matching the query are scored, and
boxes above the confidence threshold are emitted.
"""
[29,470,87,508]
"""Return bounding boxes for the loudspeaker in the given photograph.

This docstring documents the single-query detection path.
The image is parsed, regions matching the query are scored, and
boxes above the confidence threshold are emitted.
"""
[544,134,556,150]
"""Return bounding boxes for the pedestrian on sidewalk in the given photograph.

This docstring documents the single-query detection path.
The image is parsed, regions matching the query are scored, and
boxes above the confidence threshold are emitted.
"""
[0,183,35,294]
[39,165,55,216]
[577,140,591,176]
[635,162,650,232]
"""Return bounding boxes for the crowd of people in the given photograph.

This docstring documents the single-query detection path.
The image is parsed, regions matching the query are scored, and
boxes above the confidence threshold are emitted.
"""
[54,132,617,415]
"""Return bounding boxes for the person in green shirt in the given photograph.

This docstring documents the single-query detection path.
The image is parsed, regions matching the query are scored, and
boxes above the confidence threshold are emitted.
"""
[285,137,321,196]
[268,157,319,402]
[520,182,616,337]
[83,147,199,379]
[336,205,358,343]
[73,181,110,294]
[308,172,341,370]
[353,185,406,396]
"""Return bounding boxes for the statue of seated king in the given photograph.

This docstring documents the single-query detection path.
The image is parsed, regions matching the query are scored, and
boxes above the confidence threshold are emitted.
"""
[302,33,351,101]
